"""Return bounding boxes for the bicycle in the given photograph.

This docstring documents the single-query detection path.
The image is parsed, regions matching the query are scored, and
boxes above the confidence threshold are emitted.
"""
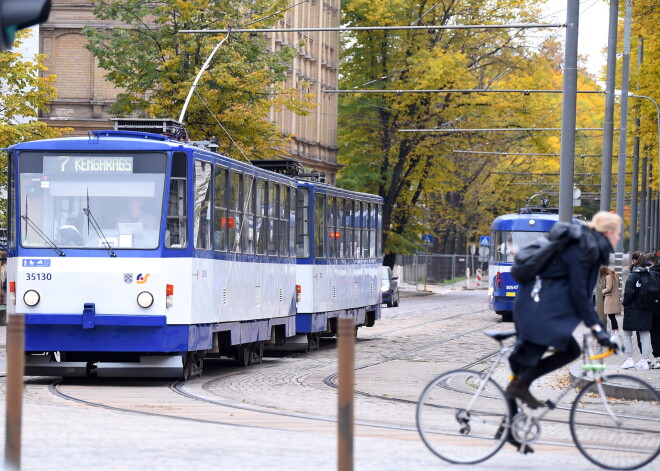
[416,330,660,470]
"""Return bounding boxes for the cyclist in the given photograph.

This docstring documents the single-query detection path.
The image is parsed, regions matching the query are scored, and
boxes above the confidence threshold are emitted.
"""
[506,211,622,408]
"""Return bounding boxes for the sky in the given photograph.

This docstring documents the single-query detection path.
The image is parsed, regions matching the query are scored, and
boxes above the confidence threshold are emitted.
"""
[543,0,611,79]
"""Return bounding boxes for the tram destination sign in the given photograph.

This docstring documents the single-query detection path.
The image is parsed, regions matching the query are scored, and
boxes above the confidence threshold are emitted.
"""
[45,156,134,173]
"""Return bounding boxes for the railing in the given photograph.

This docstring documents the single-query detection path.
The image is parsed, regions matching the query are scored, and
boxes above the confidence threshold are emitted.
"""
[396,253,489,286]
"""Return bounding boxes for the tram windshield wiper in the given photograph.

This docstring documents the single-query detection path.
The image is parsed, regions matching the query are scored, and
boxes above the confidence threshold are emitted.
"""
[21,215,65,257]
[83,190,116,257]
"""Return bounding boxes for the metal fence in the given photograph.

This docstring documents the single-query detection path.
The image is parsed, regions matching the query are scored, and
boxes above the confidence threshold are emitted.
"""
[396,253,489,285]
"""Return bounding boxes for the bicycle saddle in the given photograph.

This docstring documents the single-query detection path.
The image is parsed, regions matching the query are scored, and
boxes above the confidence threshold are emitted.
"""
[484,330,517,341]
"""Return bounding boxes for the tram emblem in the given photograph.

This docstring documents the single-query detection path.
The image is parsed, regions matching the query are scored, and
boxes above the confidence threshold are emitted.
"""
[124,273,133,284]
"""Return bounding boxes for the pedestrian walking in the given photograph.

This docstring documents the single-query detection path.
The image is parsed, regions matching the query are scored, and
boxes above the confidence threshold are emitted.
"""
[599,266,621,334]
[647,252,660,367]
[507,212,621,409]
[621,251,655,370]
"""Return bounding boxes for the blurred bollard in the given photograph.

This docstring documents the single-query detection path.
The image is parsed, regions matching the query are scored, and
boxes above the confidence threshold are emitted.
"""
[337,318,354,471]
[5,313,25,470]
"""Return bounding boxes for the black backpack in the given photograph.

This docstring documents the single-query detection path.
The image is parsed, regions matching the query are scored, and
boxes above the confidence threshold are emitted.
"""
[510,222,582,284]
[635,270,660,310]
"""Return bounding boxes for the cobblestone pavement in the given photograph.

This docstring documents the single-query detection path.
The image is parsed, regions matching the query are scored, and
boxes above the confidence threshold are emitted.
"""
[0,288,657,470]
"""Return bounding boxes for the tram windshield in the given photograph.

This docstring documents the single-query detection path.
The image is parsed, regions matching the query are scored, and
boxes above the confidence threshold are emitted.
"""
[493,230,547,263]
[18,152,167,250]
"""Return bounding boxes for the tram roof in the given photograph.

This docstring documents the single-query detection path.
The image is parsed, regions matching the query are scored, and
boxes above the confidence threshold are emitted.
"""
[490,211,562,231]
[9,130,187,152]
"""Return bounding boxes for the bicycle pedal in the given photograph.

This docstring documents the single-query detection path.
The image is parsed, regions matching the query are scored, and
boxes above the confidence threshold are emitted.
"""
[544,399,556,409]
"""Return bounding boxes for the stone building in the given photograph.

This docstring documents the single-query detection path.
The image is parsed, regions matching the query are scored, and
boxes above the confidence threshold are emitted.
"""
[39,0,341,182]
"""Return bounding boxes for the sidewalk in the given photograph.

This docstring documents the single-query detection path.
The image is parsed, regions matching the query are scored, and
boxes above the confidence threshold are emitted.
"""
[568,333,660,400]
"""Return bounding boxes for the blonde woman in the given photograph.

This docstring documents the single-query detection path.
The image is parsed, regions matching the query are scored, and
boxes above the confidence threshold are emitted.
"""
[600,266,621,333]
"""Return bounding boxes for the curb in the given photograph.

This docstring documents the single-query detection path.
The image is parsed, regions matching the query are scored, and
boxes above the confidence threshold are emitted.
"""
[568,363,659,402]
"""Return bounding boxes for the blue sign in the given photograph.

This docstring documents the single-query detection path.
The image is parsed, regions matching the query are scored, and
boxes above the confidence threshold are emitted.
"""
[22,259,51,268]
[479,236,491,247]
[421,234,434,246]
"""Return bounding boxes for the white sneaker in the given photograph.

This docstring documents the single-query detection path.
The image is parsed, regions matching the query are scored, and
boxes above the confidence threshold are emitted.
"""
[635,359,650,370]
[621,357,635,369]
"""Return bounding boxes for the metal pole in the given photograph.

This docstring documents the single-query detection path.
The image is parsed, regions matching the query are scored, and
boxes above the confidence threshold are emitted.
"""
[558,0,579,223]
[614,0,632,273]
[631,128,640,252]
[5,313,25,471]
[337,318,355,471]
[600,0,619,211]
[640,155,648,251]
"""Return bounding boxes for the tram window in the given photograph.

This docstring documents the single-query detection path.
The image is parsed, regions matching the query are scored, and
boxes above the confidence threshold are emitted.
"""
[229,171,242,253]
[337,198,345,258]
[369,203,376,258]
[345,200,353,258]
[364,202,369,258]
[314,193,326,258]
[279,185,289,256]
[268,182,278,256]
[289,185,296,257]
[242,175,255,254]
[328,196,336,258]
[255,179,267,255]
[214,165,228,252]
[377,203,383,257]
[354,201,361,258]
[166,178,187,248]
[8,153,15,249]
[296,188,310,258]
[193,160,212,250]
[493,230,545,262]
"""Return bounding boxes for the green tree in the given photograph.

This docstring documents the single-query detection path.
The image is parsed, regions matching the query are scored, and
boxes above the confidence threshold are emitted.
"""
[84,0,314,160]
[338,0,605,262]
[1,30,72,224]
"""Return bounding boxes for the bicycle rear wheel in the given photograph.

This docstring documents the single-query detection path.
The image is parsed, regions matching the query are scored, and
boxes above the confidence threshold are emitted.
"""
[416,369,510,464]
[570,374,660,470]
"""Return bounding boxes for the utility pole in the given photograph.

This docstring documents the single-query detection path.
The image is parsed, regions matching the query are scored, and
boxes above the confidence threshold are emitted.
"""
[558,0,579,223]
[600,0,619,212]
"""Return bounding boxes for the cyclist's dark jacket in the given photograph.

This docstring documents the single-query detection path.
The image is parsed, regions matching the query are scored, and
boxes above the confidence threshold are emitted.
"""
[513,225,613,350]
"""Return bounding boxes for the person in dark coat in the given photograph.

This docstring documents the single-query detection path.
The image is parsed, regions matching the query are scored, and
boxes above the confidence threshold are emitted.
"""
[506,212,622,408]
[649,253,660,367]
[621,252,654,369]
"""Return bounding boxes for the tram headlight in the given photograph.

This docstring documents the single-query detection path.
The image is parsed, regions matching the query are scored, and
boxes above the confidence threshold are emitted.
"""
[23,289,40,307]
[137,291,154,308]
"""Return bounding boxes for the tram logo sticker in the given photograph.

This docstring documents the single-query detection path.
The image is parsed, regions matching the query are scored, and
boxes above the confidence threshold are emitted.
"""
[136,273,150,284]
[22,259,51,268]
[124,273,133,284]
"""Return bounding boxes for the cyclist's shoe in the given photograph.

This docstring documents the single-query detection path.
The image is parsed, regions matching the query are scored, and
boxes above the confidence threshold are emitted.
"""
[504,378,545,409]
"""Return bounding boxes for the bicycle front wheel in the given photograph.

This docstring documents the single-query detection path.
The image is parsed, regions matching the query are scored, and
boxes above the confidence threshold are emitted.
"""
[570,374,660,470]
[416,369,510,464]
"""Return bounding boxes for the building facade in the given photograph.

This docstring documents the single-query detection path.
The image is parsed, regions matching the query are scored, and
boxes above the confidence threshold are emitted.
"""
[39,0,341,182]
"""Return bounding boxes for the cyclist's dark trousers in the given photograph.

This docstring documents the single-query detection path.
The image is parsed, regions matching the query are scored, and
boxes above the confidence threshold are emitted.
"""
[508,338,581,384]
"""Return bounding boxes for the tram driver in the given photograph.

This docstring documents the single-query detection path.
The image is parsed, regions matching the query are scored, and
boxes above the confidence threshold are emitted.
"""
[499,234,519,262]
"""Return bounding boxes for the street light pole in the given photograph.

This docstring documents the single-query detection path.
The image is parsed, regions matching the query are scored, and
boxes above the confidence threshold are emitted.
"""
[629,92,660,250]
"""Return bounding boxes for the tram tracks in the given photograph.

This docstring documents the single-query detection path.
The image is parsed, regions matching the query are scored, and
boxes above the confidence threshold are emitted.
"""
[41,295,498,437]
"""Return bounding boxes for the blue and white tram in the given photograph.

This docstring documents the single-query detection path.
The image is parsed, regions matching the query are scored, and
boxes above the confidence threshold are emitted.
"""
[293,181,382,349]
[487,197,559,322]
[5,123,381,378]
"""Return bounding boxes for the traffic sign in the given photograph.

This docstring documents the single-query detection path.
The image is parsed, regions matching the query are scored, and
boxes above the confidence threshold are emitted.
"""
[479,236,491,247]
[421,234,434,246]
